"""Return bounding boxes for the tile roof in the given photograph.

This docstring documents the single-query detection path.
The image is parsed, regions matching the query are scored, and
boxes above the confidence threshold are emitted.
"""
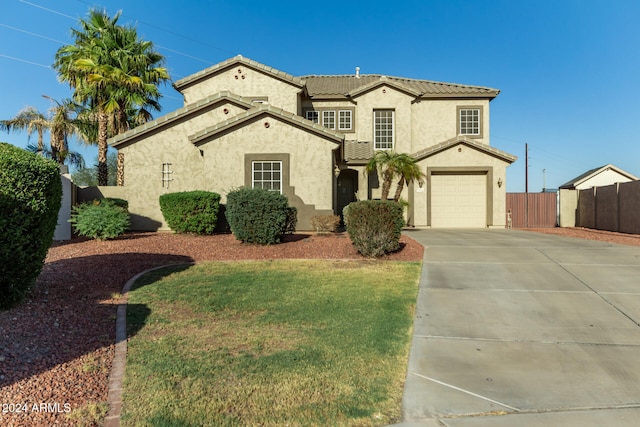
[189,104,344,146]
[174,55,305,91]
[343,140,373,162]
[108,92,254,147]
[412,136,517,163]
[301,75,500,99]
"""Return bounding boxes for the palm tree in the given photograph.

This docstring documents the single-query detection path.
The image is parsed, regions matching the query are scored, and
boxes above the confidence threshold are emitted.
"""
[0,107,48,155]
[366,151,397,200]
[391,153,424,202]
[53,8,170,185]
[2,100,86,168]
[366,151,424,202]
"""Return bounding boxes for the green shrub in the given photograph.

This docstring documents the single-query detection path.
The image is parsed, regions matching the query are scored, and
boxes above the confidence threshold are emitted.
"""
[284,206,297,235]
[343,200,405,257]
[159,191,221,234]
[69,199,130,240]
[0,143,62,309]
[311,215,341,233]
[225,187,294,244]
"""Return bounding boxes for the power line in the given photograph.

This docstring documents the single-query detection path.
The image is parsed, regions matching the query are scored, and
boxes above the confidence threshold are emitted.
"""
[0,23,66,44]
[0,53,50,69]
[18,0,76,20]
[74,0,235,56]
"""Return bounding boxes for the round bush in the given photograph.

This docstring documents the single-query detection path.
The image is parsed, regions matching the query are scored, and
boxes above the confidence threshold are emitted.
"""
[159,191,221,234]
[0,143,62,309]
[69,199,130,240]
[343,200,405,257]
[225,187,291,244]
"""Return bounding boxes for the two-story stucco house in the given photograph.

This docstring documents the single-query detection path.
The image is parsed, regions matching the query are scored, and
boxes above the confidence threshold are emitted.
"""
[108,55,516,230]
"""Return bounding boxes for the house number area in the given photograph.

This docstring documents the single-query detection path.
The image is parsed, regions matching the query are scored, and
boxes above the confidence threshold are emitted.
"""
[2,402,71,413]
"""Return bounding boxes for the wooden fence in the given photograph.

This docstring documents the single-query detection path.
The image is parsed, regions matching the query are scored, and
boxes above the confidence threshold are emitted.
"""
[506,192,558,228]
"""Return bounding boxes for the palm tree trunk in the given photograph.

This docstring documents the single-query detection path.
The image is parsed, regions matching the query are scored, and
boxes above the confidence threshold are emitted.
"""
[97,109,109,186]
[393,176,406,202]
[37,130,44,156]
[117,151,125,186]
[381,169,393,200]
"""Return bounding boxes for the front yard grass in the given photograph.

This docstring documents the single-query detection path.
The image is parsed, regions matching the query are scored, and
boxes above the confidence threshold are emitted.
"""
[122,259,421,427]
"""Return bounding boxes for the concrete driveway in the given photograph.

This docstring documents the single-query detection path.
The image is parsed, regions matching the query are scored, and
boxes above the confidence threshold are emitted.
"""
[398,229,640,426]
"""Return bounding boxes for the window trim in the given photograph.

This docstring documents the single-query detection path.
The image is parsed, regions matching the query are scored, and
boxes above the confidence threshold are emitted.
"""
[457,106,483,138]
[302,107,355,132]
[338,110,352,131]
[373,109,394,150]
[251,160,283,193]
[305,110,319,123]
[322,111,336,129]
[245,153,291,198]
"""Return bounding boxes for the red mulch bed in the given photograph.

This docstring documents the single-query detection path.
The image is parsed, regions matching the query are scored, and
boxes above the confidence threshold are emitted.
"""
[0,232,423,427]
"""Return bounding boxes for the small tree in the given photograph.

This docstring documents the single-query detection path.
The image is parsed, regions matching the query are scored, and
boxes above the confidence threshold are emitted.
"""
[366,151,424,202]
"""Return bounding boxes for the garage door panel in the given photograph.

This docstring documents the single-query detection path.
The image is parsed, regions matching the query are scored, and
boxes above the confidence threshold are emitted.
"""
[431,173,486,228]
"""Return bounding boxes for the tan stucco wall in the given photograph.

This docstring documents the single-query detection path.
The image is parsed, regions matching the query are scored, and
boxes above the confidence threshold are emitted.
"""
[412,145,509,228]
[116,110,338,231]
[180,66,300,113]
[558,189,578,227]
[306,88,491,154]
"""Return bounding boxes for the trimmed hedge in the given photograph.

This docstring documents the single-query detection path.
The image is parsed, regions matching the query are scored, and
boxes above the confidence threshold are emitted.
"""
[343,200,405,257]
[69,199,130,240]
[159,191,221,234]
[0,143,62,309]
[225,187,294,244]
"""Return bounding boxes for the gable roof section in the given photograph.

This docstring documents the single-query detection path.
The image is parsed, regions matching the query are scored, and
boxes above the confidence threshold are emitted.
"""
[189,104,344,146]
[301,75,499,100]
[412,136,517,163]
[174,55,305,92]
[109,91,255,148]
[559,164,639,189]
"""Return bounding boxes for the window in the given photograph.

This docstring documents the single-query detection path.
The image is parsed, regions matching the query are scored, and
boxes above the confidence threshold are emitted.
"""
[252,161,282,193]
[459,107,481,136]
[303,108,355,131]
[306,110,319,123]
[162,163,173,188]
[322,111,336,129]
[338,110,352,130]
[374,110,394,150]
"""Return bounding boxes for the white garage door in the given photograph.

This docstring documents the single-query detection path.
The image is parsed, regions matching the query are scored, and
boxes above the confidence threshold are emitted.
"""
[431,173,487,227]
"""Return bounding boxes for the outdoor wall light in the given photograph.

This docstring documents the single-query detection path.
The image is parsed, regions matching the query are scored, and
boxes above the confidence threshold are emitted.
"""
[418,179,425,188]
[497,178,503,188]
[334,165,341,178]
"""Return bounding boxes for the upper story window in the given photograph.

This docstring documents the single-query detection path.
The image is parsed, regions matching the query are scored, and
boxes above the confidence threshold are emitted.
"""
[338,110,352,131]
[374,109,394,150]
[458,106,483,137]
[322,111,336,129]
[252,161,282,193]
[306,111,319,123]
[303,107,355,132]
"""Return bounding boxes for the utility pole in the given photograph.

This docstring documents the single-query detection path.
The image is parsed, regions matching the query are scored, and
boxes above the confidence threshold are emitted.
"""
[525,143,529,228]
[542,168,546,192]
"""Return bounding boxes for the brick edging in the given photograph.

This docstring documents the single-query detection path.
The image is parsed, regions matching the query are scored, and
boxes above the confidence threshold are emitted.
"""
[104,263,194,427]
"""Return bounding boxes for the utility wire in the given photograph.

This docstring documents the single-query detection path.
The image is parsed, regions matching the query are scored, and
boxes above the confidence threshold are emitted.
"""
[0,23,66,44]
[0,53,50,68]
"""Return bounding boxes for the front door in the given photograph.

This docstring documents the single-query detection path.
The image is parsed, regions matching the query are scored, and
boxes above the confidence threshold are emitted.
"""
[337,169,358,218]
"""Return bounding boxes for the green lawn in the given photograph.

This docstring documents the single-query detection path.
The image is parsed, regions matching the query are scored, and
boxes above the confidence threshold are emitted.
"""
[122,260,421,427]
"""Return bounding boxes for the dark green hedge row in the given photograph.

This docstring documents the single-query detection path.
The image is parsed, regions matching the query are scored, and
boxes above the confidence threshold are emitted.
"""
[159,191,221,235]
[225,187,296,244]
[0,143,62,309]
[343,200,404,257]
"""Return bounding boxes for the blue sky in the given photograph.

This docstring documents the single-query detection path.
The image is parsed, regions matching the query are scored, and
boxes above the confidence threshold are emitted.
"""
[1,0,639,192]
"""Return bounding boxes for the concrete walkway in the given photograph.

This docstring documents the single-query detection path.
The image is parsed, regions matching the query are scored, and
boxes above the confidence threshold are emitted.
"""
[393,229,640,427]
